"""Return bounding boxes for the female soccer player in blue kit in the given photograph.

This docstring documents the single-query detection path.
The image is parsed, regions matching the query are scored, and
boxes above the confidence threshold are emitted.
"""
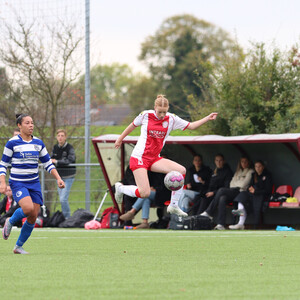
[0,114,65,254]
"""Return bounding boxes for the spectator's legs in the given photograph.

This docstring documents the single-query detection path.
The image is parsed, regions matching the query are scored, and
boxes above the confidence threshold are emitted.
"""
[205,188,228,217]
[57,177,74,219]
[251,195,264,225]
[196,196,212,215]
[216,189,240,226]
[178,190,199,212]
[237,202,247,225]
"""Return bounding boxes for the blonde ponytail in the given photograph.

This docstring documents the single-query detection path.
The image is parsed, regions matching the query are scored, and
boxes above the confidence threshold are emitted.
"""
[154,94,169,108]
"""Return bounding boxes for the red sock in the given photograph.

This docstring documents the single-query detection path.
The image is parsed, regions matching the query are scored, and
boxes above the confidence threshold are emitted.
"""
[135,189,141,198]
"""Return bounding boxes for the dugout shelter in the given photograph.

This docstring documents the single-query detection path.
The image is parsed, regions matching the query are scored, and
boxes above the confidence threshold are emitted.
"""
[92,133,300,218]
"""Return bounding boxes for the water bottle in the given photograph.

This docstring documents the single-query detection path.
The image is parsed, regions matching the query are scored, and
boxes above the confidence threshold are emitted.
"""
[124,226,136,230]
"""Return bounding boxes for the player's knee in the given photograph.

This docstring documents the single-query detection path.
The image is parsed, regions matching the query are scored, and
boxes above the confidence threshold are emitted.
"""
[179,166,186,175]
[139,189,151,199]
[22,204,34,216]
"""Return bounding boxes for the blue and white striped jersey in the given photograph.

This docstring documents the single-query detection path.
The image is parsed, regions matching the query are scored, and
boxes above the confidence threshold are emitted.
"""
[0,135,55,182]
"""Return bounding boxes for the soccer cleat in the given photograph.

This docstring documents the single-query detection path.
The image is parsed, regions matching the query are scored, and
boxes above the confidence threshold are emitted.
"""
[120,211,135,221]
[231,209,244,216]
[13,245,29,254]
[214,224,225,230]
[200,211,213,220]
[167,205,188,217]
[2,218,12,240]
[114,182,124,204]
[228,224,245,230]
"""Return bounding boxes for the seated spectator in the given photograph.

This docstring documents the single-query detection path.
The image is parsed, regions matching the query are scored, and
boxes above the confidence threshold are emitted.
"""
[0,185,20,227]
[229,160,273,230]
[200,156,254,230]
[192,154,233,215]
[178,154,212,213]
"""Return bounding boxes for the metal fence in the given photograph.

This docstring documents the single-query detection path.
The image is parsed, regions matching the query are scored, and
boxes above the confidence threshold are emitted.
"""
[39,163,111,215]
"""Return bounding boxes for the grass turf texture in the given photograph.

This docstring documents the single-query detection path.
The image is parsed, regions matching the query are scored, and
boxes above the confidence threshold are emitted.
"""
[1,229,300,300]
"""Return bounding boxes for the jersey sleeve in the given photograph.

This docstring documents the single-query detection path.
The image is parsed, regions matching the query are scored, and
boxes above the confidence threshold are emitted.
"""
[39,141,56,174]
[132,111,146,127]
[0,140,13,176]
[172,114,190,131]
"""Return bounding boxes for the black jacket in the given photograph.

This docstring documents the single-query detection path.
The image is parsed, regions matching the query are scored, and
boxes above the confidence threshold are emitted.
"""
[0,196,19,226]
[208,164,233,194]
[51,142,76,178]
[249,169,273,198]
[185,165,212,195]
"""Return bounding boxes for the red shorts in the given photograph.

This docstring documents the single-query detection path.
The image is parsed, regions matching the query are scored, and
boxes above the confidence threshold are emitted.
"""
[130,156,163,171]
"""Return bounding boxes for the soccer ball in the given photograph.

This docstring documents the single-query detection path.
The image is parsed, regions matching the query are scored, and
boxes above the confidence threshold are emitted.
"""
[164,171,184,191]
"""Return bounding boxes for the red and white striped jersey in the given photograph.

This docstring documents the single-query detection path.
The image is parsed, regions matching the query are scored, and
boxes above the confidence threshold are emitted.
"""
[131,110,189,160]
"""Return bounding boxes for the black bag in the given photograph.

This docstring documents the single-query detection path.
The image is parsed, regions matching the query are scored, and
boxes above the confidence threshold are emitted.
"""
[270,192,290,203]
[169,214,212,230]
[59,209,94,228]
[48,211,65,227]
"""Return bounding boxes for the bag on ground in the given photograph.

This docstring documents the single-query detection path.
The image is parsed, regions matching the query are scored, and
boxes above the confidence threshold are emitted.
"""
[48,211,65,227]
[100,207,120,228]
[169,214,212,230]
[59,209,94,228]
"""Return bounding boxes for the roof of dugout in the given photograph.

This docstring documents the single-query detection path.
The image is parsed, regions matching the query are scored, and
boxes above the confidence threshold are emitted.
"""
[92,133,300,212]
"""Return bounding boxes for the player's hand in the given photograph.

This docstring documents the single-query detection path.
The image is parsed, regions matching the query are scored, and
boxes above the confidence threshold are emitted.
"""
[207,112,218,120]
[57,179,65,189]
[0,182,7,195]
[115,139,122,149]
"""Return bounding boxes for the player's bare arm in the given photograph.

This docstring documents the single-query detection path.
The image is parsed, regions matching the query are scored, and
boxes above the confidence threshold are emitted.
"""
[115,123,136,149]
[187,112,218,130]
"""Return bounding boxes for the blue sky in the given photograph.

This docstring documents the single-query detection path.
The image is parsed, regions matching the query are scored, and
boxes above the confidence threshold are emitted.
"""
[90,0,300,72]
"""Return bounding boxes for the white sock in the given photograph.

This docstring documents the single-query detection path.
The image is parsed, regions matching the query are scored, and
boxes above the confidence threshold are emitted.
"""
[119,185,138,198]
[170,187,183,206]
[237,203,247,225]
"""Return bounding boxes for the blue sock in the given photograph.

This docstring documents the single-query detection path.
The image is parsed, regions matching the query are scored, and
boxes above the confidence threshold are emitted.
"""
[9,207,27,225]
[16,220,35,247]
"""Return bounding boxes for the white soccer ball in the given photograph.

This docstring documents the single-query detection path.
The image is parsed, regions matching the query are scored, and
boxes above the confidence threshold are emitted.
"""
[164,171,184,191]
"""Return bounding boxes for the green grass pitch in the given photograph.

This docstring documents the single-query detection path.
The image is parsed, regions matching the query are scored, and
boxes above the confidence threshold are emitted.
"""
[1,229,300,300]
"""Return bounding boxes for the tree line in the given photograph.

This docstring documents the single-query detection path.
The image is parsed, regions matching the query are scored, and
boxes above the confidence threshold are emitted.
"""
[1,13,300,149]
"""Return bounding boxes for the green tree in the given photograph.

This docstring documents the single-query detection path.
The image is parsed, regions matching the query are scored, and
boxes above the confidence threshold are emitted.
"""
[75,63,134,107]
[189,43,300,135]
[126,75,160,116]
[139,14,237,116]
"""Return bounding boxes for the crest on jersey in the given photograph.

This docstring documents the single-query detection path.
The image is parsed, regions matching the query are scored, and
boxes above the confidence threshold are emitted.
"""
[162,121,168,128]
[16,191,22,198]
[34,145,40,151]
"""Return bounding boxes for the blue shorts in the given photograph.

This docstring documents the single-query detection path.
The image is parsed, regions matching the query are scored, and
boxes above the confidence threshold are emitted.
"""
[9,180,43,205]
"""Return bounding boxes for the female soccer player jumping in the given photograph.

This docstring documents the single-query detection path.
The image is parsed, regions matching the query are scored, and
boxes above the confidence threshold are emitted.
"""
[114,95,218,217]
[0,114,65,254]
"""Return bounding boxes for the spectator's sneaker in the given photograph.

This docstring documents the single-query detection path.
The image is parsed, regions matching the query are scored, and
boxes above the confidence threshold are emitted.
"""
[167,205,188,217]
[2,218,12,240]
[13,245,29,254]
[114,182,123,204]
[120,211,135,221]
[200,211,213,220]
[214,224,225,230]
[229,224,245,230]
[231,209,244,216]
[136,223,150,229]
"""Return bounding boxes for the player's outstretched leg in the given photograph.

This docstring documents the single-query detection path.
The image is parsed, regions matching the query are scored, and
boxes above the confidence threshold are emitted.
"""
[114,182,124,203]
[167,189,188,217]
[13,220,35,255]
